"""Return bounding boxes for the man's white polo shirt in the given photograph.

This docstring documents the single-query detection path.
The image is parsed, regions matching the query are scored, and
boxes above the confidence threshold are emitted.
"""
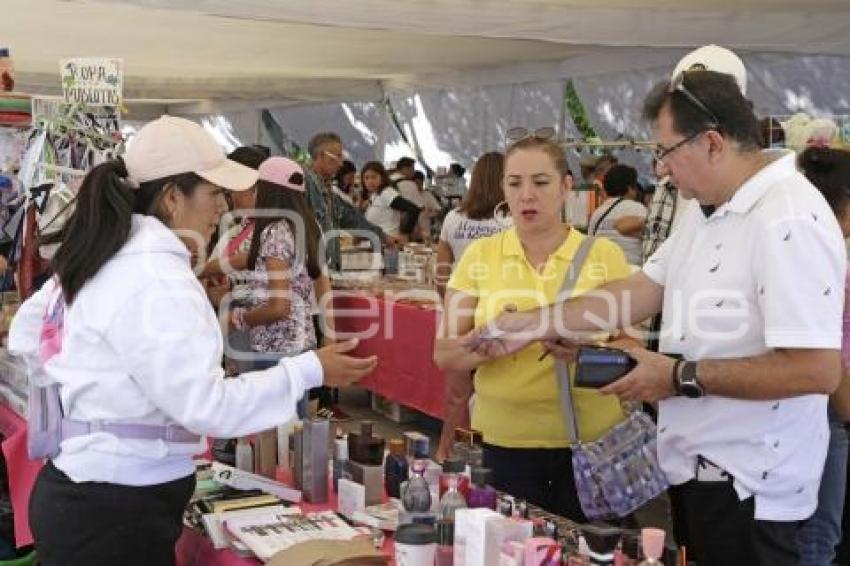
[643,150,846,521]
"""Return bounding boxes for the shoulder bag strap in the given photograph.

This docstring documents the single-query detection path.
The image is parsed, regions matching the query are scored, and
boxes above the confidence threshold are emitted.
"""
[553,235,596,444]
[589,197,625,236]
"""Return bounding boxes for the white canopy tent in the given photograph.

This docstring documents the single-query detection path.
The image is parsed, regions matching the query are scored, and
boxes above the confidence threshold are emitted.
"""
[4,0,850,168]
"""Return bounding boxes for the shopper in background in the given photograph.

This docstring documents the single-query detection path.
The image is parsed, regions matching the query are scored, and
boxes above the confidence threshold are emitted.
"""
[9,117,376,566]
[362,161,421,241]
[413,170,426,191]
[230,157,328,369]
[205,146,267,374]
[641,158,683,265]
[448,162,467,194]
[305,133,399,420]
[304,132,398,266]
[434,150,509,461]
[796,146,850,566]
[435,152,509,294]
[397,170,441,242]
[434,136,639,520]
[334,159,357,205]
[587,164,647,266]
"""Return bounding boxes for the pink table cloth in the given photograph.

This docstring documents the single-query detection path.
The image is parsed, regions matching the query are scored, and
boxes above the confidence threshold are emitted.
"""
[332,292,446,419]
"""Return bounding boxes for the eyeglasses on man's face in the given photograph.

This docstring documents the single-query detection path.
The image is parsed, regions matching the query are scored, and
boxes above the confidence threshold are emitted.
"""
[652,129,711,162]
[323,150,343,164]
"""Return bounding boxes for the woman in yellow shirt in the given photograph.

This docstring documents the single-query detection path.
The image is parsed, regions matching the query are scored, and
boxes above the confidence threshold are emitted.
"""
[433,136,639,520]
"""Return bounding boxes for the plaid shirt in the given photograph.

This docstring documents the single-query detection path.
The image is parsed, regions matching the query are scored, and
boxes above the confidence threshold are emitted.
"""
[305,168,385,268]
[641,179,679,264]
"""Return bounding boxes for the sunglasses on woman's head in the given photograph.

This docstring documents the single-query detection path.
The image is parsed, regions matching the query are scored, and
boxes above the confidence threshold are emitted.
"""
[506,126,557,143]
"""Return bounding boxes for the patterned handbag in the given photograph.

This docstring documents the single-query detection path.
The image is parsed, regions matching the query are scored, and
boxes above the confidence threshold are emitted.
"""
[554,237,669,520]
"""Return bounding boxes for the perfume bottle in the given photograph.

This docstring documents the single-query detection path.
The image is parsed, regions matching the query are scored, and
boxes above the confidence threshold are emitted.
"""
[435,519,455,566]
[438,474,467,522]
[384,438,409,498]
[348,421,385,465]
[439,459,471,501]
[467,467,497,510]
[638,528,665,565]
[402,460,433,517]
[332,428,348,493]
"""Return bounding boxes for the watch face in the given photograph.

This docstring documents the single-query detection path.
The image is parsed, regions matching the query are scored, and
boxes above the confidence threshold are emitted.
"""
[680,381,704,398]
[679,362,704,398]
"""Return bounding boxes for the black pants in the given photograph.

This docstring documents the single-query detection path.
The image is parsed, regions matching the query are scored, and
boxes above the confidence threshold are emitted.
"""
[677,479,799,566]
[483,444,587,523]
[30,461,195,566]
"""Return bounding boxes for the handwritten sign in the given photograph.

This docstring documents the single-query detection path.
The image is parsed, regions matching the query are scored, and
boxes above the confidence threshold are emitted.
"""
[60,58,122,106]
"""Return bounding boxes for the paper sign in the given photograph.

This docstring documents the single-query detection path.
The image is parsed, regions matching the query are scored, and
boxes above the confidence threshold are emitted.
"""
[60,58,122,106]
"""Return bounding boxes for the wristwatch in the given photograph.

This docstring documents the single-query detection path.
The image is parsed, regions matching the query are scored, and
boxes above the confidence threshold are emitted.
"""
[676,361,705,398]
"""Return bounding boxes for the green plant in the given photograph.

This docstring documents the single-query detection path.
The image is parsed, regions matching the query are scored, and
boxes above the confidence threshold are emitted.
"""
[565,80,598,140]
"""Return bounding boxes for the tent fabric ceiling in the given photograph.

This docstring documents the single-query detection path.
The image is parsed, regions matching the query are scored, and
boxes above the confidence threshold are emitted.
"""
[4,0,850,105]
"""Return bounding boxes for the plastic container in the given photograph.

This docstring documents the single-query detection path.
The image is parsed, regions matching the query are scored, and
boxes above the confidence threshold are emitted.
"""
[395,523,437,566]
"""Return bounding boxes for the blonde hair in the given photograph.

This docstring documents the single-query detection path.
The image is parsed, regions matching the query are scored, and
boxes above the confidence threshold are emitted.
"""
[505,137,571,178]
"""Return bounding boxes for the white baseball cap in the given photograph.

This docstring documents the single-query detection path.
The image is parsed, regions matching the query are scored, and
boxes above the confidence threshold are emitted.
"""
[672,44,747,96]
[124,116,259,191]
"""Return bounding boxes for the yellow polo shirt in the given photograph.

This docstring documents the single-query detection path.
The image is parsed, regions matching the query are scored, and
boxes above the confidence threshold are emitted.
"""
[447,227,632,448]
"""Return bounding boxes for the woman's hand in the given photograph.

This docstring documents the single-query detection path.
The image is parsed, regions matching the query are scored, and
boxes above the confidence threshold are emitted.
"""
[317,339,377,387]
[462,307,546,360]
[204,276,231,308]
[540,337,580,363]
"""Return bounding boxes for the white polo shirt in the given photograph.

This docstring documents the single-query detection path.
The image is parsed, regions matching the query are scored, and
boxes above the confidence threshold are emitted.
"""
[643,150,846,521]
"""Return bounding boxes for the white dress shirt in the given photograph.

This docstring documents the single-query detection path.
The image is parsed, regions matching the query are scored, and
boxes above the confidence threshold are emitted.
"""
[643,150,846,521]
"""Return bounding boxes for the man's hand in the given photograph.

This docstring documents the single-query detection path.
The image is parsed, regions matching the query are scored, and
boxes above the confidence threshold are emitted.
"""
[462,306,546,359]
[600,348,677,403]
[317,339,377,387]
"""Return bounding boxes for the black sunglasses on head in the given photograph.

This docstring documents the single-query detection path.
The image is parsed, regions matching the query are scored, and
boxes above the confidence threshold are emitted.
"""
[668,71,721,128]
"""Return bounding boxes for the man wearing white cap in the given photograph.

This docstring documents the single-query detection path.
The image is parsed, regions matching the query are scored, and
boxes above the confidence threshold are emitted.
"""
[643,44,749,265]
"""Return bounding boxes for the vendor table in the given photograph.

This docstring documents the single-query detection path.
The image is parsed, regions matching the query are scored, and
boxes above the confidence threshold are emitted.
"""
[332,291,446,419]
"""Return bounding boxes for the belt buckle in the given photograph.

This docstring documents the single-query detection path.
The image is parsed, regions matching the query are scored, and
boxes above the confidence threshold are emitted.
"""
[695,455,731,483]
[163,423,180,442]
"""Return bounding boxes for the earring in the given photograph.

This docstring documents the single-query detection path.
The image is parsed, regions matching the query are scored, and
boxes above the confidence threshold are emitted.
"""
[493,201,511,225]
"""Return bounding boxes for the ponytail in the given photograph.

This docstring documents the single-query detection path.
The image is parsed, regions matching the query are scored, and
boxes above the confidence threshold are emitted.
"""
[52,160,203,303]
[52,159,134,303]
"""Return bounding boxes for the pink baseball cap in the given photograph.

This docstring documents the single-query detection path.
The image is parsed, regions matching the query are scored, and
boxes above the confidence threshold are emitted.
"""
[258,157,306,192]
[124,116,258,191]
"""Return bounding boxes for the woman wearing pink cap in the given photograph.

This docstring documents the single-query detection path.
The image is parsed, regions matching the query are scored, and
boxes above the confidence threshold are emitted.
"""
[7,117,375,566]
